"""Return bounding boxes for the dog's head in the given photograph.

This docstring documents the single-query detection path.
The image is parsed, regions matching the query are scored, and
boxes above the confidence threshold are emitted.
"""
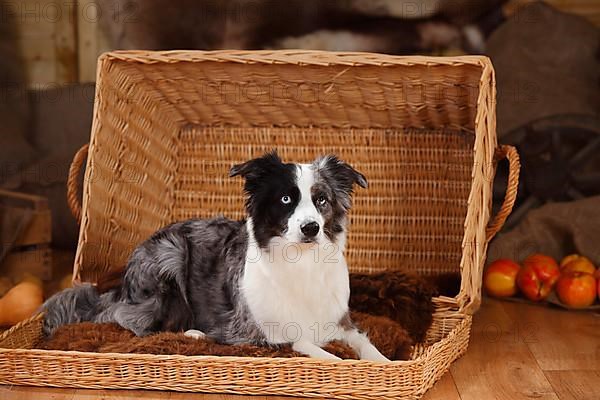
[230,151,367,249]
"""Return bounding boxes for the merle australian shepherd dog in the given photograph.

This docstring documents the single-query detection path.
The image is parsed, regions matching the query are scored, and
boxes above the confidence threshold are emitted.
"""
[43,151,389,361]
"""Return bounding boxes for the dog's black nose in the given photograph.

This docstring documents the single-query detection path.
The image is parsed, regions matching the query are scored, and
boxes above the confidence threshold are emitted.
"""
[300,221,320,237]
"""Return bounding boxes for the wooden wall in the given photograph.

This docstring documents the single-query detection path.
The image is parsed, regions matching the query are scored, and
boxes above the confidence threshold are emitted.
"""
[76,0,111,82]
[13,0,78,86]
[11,0,109,86]
[11,0,600,86]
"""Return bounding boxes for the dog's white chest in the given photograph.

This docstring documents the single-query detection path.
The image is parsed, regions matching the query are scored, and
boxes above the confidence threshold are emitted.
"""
[241,246,350,345]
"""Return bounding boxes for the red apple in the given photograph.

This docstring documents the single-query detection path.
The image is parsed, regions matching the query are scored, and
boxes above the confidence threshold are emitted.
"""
[517,254,560,301]
[556,271,597,308]
[484,259,521,297]
[560,254,596,275]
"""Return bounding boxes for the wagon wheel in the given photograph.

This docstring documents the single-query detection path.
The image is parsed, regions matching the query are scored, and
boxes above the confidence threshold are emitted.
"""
[495,114,600,230]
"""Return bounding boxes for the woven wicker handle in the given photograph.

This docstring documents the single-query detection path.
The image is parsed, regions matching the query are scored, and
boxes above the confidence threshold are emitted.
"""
[485,145,520,242]
[68,143,89,224]
[461,145,520,315]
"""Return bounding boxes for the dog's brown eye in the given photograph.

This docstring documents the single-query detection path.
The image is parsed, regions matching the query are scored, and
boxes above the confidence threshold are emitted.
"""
[281,195,292,205]
[317,196,328,206]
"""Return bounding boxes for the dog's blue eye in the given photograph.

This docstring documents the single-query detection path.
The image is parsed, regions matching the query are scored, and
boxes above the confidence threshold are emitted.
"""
[317,196,327,206]
[281,195,292,205]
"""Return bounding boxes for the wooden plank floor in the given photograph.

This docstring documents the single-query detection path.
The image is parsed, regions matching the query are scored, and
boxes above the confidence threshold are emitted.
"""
[1,298,598,399]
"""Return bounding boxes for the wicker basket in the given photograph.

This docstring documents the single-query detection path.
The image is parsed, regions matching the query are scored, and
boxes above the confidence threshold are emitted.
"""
[0,50,519,399]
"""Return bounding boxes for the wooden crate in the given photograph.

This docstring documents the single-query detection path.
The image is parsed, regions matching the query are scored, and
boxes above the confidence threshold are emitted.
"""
[0,190,52,281]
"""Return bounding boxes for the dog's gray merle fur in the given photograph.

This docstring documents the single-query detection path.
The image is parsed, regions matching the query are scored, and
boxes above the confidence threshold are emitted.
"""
[43,218,267,343]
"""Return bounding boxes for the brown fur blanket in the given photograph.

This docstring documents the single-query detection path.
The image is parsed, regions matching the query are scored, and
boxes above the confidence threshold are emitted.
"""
[41,271,457,360]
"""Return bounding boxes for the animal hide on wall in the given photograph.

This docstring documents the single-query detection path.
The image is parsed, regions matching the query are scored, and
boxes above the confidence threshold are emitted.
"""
[95,0,505,54]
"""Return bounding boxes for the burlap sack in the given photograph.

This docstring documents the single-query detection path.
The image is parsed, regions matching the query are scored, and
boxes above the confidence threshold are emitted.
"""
[489,196,600,265]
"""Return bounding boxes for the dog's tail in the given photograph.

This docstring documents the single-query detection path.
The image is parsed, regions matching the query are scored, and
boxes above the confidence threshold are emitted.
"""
[42,271,195,338]
[41,284,118,337]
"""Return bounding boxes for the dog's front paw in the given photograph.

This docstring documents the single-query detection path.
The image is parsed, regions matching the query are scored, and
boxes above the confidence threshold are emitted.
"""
[319,352,343,361]
[184,329,207,340]
[292,340,342,360]
[360,347,390,362]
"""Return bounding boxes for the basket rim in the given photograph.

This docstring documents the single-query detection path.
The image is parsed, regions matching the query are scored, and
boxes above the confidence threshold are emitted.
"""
[0,346,406,366]
[100,49,493,68]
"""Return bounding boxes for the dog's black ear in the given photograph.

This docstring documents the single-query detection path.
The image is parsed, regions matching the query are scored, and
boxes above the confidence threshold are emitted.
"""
[348,164,368,189]
[318,155,368,189]
[229,150,282,179]
[229,161,252,178]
